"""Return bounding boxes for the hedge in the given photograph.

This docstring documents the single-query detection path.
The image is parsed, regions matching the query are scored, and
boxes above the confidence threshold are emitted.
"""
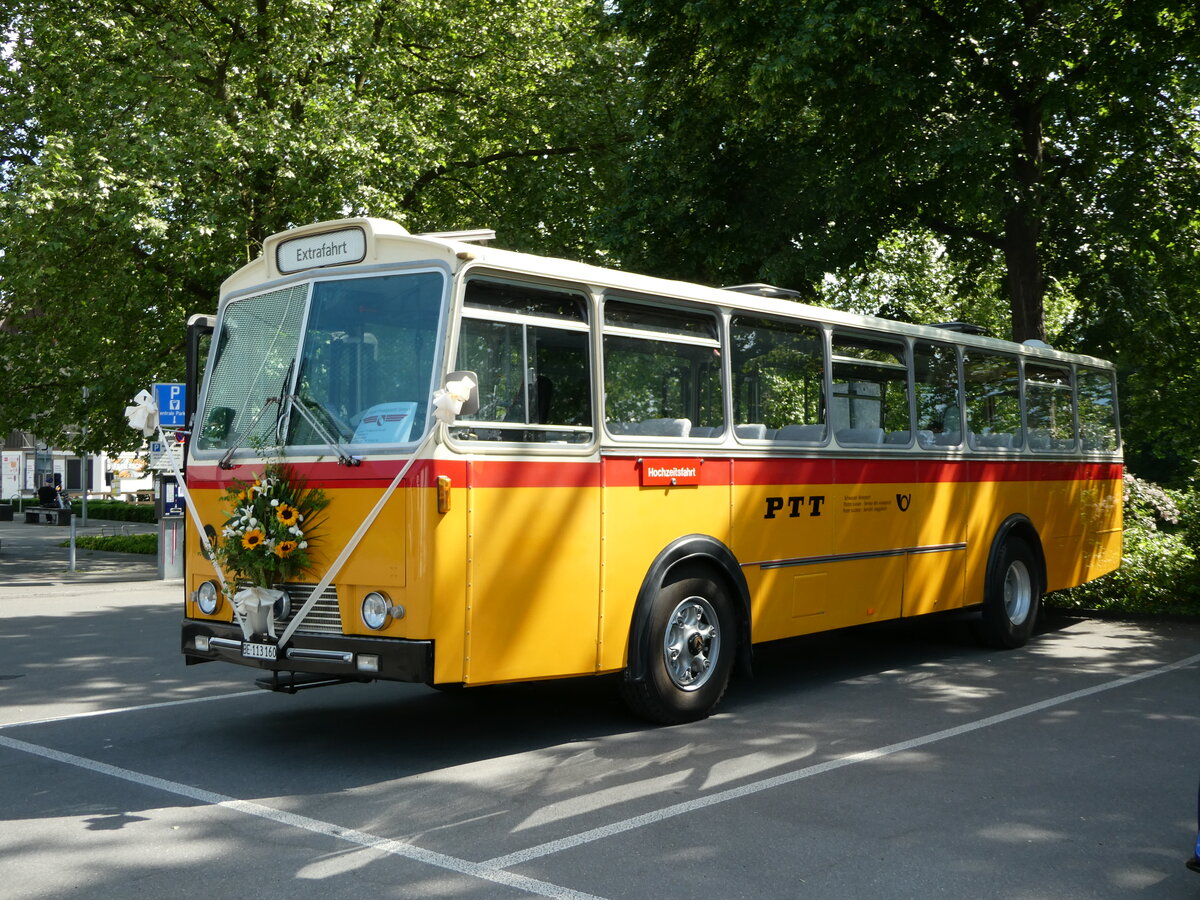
[60,533,158,555]
[70,500,157,523]
[2,498,157,522]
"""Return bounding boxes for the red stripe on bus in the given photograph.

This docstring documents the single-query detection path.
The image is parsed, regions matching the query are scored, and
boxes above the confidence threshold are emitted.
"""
[186,459,468,490]
[186,457,1122,491]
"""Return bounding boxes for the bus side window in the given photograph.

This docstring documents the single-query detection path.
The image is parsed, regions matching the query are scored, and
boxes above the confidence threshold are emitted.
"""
[603,299,723,439]
[454,279,592,444]
[1077,368,1119,452]
[1025,362,1076,451]
[913,341,962,448]
[963,350,1022,450]
[831,333,910,447]
[730,315,826,443]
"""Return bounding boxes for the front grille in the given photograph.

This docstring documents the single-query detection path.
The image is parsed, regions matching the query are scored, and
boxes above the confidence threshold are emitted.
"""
[236,582,343,635]
[277,583,342,635]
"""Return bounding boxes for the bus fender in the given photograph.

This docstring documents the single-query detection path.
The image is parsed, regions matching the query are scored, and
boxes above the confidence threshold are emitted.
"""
[984,514,1047,600]
[624,534,753,684]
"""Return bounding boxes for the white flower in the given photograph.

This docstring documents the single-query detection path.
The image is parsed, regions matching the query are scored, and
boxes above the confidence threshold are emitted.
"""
[298,541,308,549]
[271,499,280,507]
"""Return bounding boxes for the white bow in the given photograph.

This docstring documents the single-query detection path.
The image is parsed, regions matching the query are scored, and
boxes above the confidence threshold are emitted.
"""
[124,390,159,437]
[233,586,284,640]
[432,374,476,425]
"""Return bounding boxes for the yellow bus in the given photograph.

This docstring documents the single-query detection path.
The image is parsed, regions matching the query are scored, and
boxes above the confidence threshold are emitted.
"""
[181,217,1123,723]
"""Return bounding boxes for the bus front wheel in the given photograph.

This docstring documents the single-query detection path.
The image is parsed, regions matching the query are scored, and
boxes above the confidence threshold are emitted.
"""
[977,536,1042,649]
[621,575,735,725]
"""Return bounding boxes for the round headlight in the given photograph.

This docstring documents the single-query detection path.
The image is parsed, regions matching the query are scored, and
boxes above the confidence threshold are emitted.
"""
[273,590,292,620]
[361,591,390,630]
[195,581,220,615]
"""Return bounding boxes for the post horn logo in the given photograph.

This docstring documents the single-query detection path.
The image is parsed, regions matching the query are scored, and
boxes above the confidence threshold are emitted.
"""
[895,493,912,512]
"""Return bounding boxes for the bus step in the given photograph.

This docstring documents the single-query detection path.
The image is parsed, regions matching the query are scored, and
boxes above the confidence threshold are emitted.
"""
[254,671,359,694]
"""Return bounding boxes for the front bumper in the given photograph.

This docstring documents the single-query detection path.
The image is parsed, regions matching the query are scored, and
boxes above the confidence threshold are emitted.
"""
[181,620,434,684]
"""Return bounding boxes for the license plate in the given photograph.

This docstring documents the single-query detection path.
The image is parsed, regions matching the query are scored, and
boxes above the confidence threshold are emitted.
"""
[242,641,277,661]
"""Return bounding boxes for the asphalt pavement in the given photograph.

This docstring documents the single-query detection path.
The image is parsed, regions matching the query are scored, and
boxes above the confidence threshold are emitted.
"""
[1,512,1199,898]
[0,508,162,585]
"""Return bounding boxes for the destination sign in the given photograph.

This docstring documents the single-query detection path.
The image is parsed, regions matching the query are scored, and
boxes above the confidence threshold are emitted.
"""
[276,227,367,274]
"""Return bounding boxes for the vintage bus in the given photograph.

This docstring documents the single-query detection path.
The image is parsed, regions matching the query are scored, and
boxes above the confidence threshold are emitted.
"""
[181,217,1123,723]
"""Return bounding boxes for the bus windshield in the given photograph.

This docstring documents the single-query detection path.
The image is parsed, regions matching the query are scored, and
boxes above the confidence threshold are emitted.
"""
[196,270,445,454]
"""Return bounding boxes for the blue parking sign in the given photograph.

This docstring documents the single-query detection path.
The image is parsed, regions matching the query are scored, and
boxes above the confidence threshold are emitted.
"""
[154,383,186,428]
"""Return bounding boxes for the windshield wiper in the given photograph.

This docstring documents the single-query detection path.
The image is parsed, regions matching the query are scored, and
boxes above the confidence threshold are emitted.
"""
[273,357,296,443]
[217,358,295,470]
[285,393,361,467]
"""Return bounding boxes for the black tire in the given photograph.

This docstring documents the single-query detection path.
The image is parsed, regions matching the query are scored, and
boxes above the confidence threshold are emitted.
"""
[620,575,736,725]
[976,536,1042,649]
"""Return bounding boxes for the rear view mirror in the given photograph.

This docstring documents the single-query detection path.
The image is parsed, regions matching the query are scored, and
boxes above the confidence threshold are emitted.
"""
[443,370,480,417]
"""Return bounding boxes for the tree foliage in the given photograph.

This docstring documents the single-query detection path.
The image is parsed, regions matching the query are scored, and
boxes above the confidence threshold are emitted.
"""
[0,0,636,450]
[611,0,1200,346]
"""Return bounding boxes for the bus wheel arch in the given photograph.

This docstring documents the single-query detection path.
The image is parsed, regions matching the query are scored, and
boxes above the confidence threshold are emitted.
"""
[620,535,752,724]
[977,516,1046,649]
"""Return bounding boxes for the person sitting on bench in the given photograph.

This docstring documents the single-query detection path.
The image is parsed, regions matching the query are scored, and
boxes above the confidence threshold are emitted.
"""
[37,482,58,507]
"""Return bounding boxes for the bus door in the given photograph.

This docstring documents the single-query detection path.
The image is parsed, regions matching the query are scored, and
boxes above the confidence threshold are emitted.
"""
[827,333,915,623]
[831,457,914,623]
[903,340,969,616]
[450,277,601,684]
[727,314,835,642]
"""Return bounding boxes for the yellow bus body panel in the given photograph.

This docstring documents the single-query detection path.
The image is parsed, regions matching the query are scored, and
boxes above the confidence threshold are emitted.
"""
[186,458,1123,686]
[463,482,601,684]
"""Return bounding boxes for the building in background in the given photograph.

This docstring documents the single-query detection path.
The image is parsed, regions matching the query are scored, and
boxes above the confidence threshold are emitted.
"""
[2,430,123,500]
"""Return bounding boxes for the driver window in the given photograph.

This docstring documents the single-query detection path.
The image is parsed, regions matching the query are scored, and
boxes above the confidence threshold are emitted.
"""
[452,278,593,444]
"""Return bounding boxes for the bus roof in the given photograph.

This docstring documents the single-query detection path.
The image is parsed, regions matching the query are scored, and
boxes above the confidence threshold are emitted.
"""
[222,217,1113,370]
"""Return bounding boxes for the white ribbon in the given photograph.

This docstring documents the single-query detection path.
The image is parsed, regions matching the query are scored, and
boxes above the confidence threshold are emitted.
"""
[124,386,244,633]
[124,390,159,437]
[277,425,438,647]
[233,586,283,640]
[432,374,476,424]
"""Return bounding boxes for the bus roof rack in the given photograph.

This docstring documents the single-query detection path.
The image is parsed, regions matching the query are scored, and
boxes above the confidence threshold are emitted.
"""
[721,283,805,300]
[418,229,497,244]
[930,321,992,337]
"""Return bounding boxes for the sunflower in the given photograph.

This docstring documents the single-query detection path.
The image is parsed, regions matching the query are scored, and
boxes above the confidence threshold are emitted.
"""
[241,528,266,550]
[276,503,300,526]
[274,540,298,558]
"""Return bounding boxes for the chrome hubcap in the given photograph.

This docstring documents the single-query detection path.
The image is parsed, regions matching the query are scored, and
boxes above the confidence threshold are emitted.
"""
[1003,559,1033,625]
[663,595,720,691]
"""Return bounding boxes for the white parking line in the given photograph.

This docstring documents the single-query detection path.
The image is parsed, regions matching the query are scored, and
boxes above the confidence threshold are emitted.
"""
[3,651,1197,896]
[0,689,265,730]
[483,651,1200,869]
[0,733,602,900]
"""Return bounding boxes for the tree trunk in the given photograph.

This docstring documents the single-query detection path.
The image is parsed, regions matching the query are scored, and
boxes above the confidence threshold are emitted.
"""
[1003,205,1045,343]
[1005,86,1048,344]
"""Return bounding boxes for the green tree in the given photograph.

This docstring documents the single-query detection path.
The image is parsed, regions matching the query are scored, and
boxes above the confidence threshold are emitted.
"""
[0,0,635,450]
[818,229,1079,339]
[611,0,1200,345]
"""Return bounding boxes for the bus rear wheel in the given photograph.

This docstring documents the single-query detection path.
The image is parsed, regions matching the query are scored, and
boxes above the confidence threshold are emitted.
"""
[977,536,1042,649]
[621,575,735,725]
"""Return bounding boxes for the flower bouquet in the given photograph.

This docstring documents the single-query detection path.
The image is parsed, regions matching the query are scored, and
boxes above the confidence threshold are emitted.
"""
[211,463,328,639]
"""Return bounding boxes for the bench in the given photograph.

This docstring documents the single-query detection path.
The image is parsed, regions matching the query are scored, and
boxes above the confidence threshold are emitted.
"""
[25,507,73,526]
